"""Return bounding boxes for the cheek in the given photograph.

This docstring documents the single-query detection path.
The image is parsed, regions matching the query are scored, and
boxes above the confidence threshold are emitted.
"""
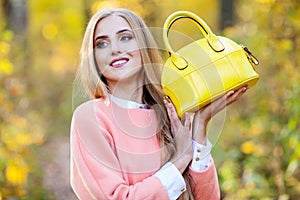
[131,50,142,65]
[121,39,140,53]
[124,43,138,52]
[94,50,107,69]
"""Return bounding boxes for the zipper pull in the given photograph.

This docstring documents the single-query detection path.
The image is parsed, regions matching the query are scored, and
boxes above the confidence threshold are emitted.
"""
[240,44,259,66]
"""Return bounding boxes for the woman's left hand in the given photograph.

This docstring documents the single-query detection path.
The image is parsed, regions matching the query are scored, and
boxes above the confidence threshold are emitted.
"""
[192,86,248,144]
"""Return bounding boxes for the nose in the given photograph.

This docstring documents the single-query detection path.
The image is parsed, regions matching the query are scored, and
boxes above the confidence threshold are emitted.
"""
[110,39,122,55]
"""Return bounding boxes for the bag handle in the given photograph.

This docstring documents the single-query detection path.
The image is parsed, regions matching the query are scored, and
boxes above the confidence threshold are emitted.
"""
[163,11,225,70]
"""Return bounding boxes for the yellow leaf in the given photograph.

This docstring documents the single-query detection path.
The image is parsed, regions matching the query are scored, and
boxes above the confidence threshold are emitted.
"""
[6,163,29,186]
[0,59,13,75]
[240,141,255,154]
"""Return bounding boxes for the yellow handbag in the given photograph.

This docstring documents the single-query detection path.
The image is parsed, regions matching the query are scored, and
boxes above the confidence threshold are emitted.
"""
[161,11,260,117]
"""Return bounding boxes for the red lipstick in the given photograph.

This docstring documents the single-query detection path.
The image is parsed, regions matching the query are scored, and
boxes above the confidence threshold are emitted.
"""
[110,57,129,68]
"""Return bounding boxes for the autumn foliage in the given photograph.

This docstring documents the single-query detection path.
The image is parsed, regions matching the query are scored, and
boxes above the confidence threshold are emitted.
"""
[0,0,299,199]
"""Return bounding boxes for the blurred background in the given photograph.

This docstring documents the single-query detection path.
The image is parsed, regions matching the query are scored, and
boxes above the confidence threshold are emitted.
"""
[0,0,299,199]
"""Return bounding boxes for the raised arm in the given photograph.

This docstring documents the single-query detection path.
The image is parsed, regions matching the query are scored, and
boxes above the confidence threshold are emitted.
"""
[190,87,248,199]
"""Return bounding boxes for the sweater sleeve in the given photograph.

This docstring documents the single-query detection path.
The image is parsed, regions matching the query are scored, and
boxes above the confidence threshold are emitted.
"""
[70,110,169,200]
[71,129,169,200]
[190,139,212,171]
[71,119,168,200]
[154,162,186,200]
[188,156,220,200]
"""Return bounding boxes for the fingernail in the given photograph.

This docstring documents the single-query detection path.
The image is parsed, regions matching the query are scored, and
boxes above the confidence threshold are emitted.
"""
[163,96,171,104]
[163,99,171,108]
[227,91,235,96]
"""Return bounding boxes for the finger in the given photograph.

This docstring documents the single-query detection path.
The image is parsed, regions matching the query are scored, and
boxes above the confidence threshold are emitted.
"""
[202,90,233,117]
[210,93,228,111]
[210,86,248,114]
[182,112,192,129]
[163,97,181,130]
[163,98,178,120]
[195,86,248,124]
[226,86,248,105]
[227,86,248,97]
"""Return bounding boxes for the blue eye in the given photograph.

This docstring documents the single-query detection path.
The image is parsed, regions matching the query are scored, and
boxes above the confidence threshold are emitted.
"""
[120,34,133,41]
[96,41,109,48]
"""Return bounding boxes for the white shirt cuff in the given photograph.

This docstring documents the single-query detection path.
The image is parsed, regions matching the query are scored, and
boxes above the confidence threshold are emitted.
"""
[154,162,186,200]
[190,139,212,171]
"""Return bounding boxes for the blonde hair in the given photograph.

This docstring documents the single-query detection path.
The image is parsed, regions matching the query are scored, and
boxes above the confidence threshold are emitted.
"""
[75,8,194,199]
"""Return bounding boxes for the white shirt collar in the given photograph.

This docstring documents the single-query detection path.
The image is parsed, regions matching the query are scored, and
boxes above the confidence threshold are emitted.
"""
[108,94,148,109]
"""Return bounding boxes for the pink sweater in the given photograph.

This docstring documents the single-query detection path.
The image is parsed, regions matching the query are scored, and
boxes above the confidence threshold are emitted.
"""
[70,98,220,199]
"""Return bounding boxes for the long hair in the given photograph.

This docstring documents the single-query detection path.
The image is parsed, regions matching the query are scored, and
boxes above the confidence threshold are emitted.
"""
[75,8,194,200]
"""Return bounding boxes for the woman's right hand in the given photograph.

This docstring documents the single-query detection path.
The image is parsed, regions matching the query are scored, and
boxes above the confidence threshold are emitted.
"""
[163,97,193,173]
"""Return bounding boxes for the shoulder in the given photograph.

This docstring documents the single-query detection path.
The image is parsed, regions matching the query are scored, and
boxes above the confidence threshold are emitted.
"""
[71,98,113,138]
[73,98,107,116]
[72,98,111,123]
[70,99,115,151]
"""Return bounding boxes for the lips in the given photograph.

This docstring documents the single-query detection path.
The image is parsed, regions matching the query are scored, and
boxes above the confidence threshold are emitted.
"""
[109,57,129,68]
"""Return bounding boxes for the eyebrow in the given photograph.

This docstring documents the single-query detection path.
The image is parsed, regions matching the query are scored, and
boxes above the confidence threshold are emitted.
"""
[94,29,133,41]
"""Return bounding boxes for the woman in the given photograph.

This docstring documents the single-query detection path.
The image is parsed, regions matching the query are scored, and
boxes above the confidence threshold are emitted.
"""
[70,8,247,200]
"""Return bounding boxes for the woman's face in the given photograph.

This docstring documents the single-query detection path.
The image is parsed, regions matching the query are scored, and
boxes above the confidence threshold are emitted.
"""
[93,15,143,87]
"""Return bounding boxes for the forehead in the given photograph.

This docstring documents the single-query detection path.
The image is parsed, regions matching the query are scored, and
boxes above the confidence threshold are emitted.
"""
[94,15,132,37]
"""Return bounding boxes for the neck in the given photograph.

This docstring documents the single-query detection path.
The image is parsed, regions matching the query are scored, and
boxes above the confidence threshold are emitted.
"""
[108,76,144,104]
